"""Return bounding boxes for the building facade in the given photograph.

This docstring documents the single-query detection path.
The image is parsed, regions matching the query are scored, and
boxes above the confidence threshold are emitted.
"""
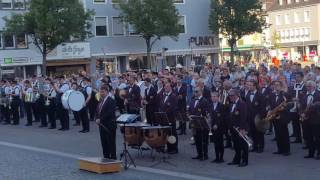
[85,0,219,73]
[268,0,320,62]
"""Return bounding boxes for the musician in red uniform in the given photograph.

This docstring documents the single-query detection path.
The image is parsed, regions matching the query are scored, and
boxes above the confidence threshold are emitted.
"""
[175,76,187,135]
[159,82,178,154]
[125,76,141,114]
[300,80,320,159]
[96,85,117,160]
[143,78,157,124]
[227,89,249,167]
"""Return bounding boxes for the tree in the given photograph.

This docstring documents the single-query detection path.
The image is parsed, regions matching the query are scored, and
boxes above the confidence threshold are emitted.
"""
[209,0,267,64]
[116,0,181,67]
[3,0,93,74]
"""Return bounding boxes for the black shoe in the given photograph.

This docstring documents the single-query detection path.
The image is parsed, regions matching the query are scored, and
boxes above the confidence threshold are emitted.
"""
[73,123,80,126]
[217,159,225,163]
[211,159,219,163]
[200,156,208,161]
[167,150,178,154]
[291,140,302,143]
[239,162,248,167]
[271,138,276,141]
[227,161,239,165]
[304,155,314,159]
[192,156,201,159]
[25,124,32,126]
[58,128,65,131]
[282,152,291,156]
[273,151,281,155]
[48,127,55,129]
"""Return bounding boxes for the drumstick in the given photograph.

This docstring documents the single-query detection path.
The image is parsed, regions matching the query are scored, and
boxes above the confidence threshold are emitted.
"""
[96,122,110,133]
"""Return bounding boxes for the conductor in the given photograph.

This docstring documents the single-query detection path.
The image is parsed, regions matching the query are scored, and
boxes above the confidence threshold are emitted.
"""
[96,85,117,160]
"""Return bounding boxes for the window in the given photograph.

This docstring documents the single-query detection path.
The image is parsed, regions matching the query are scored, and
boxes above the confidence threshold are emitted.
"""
[284,14,290,24]
[178,16,186,34]
[128,24,139,35]
[93,0,106,3]
[112,17,124,36]
[174,0,184,3]
[294,12,299,23]
[275,15,281,25]
[111,0,120,3]
[287,0,291,4]
[1,0,13,9]
[4,34,14,48]
[95,17,108,36]
[304,11,310,22]
[13,0,25,9]
[16,33,27,48]
[290,29,294,38]
[295,29,300,39]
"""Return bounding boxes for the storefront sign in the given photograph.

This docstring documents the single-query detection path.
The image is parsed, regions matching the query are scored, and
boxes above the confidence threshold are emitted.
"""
[48,42,90,60]
[189,36,215,47]
[1,69,15,74]
[4,58,13,64]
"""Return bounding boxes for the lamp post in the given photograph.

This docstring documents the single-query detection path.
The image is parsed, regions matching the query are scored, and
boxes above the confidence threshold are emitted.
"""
[219,37,223,65]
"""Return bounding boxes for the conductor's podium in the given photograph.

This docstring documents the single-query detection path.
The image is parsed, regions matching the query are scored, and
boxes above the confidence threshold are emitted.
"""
[79,157,122,174]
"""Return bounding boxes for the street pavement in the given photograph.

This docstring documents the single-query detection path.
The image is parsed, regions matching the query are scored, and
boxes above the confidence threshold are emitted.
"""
[0,119,320,180]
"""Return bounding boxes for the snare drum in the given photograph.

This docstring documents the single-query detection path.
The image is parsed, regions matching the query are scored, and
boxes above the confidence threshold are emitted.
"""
[142,126,171,149]
[61,90,85,111]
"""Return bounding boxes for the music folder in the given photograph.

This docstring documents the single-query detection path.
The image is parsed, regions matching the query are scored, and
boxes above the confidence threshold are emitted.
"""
[189,115,209,130]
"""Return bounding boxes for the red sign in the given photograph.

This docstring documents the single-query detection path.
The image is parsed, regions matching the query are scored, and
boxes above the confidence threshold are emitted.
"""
[282,52,289,59]
[309,50,316,57]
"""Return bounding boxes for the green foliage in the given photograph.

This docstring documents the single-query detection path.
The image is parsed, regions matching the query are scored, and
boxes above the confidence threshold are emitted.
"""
[116,0,181,62]
[271,31,281,50]
[209,0,267,63]
[3,0,94,72]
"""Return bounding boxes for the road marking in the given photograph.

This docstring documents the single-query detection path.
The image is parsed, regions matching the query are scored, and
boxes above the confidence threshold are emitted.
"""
[0,141,219,180]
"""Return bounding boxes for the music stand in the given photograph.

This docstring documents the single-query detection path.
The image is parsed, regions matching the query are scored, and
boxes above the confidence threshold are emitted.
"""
[189,115,209,160]
[151,112,176,167]
[116,114,138,170]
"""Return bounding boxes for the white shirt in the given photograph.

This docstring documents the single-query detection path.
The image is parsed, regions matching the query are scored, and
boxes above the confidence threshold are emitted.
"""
[194,96,202,108]
[307,91,315,105]
[213,102,218,111]
[48,88,57,98]
[59,83,70,93]
[164,92,172,104]
[250,90,257,102]
[84,85,92,96]
[231,98,240,112]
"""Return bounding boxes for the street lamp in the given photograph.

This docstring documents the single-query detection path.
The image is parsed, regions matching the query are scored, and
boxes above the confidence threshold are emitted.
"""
[219,37,223,64]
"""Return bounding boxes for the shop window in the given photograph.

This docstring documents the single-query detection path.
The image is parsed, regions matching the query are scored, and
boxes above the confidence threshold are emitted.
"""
[13,0,25,9]
[16,33,27,48]
[177,56,185,66]
[174,0,184,3]
[95,17,108,36]
[93,0,106,3]
[112,17,125,36]
[4,34,14,48]
[1,0,12,9]
[178,16,186,34]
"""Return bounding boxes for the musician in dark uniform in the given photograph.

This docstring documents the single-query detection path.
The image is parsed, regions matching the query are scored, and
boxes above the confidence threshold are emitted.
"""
[125,76,141,114]
[300,80,320,159]
[259,76,273,134]
[269,80,291,156]
[188,87,210,160]
[11,80,21,125]
[78,77,92,133]
[240,81,250,102]
[227,89,249,167]
[96,85,117,160]
[159,82,178,154]
[222,80,232,148]
[209,91,226,163]
[45,78,57,129]
[155,80,165,111]
[143,78,157,124]
[196,79,211,101]
[245,80,265,153]
[54,76,70,131]
[34,87,47,127]
[2,81,11,125]
[175,76,187,135]
[288,72,306,143]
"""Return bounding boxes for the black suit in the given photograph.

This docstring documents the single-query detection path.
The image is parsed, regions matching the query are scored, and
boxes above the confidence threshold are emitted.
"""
[175,84,187,134]
[144,85,157,124]
[269,92,291,154]
[245,91,265,152]
[159,92,178,153]
[126,84,141,114]
[189,97,210,159]
[229,99,249,164]
[210,102,226,161]
[97,96,117,159]
[301,91,320,157]
[288,83,307,142]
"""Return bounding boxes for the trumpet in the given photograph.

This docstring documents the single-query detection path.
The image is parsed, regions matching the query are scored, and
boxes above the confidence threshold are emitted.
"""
[139,104,147,124]
[233,127,253,150]
[206,112,213,136]
[45,97,50,106]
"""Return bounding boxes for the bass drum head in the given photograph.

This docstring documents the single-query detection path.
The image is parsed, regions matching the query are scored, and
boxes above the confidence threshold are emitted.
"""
[62,90,72,110]
[68,91,85,111]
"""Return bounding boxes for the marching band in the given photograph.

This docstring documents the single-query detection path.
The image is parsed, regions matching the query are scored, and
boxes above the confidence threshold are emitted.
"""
[1,62,320,166]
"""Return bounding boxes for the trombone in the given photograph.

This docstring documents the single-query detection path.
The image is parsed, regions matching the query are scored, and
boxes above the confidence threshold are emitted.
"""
[233,127,253,150]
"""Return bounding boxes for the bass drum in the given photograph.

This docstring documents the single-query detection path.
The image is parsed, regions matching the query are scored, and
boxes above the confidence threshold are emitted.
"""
[62,90,85,112]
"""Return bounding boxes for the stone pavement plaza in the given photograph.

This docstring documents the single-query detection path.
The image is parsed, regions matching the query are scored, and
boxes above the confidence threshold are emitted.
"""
[0,121,319,180]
